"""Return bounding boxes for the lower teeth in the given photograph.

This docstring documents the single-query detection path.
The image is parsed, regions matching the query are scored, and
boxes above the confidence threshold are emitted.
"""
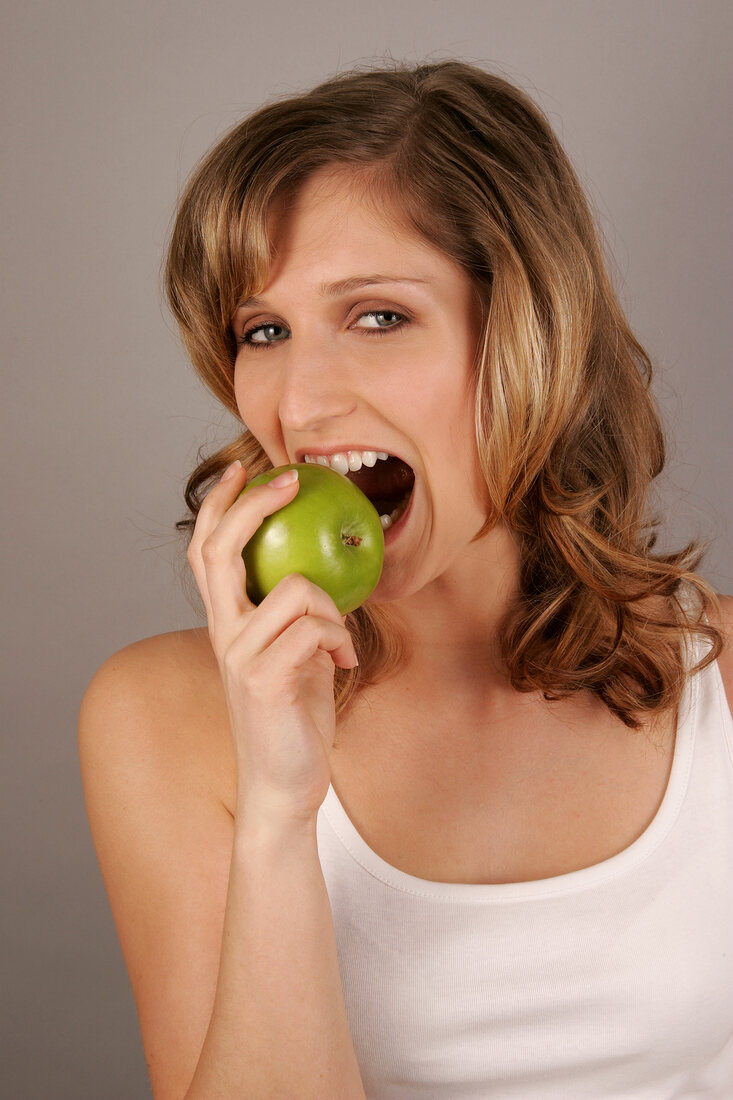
[380,493,411,531]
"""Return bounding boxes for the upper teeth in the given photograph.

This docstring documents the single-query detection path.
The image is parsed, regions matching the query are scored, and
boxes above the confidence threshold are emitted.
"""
[303,450,390,475]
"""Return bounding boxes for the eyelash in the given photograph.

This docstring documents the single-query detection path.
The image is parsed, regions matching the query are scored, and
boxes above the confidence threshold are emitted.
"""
[236,310,409,351]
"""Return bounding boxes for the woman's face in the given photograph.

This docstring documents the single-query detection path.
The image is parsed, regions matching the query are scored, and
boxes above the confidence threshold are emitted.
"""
[232,166,490,606]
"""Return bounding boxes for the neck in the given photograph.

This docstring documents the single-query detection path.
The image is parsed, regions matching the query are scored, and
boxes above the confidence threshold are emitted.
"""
[377,519,521,698]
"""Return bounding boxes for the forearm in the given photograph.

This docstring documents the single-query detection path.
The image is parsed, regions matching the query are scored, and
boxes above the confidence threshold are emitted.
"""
[184,805,366,1100]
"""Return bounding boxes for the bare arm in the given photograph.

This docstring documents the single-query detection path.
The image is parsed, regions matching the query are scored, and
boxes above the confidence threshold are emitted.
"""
[185,805,364,1099]
[177,461,366,1096]
[80,458,368,1098]
[79,638,366,1099]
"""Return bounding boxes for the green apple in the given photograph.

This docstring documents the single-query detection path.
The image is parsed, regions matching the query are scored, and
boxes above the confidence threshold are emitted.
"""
[239,462,385,614]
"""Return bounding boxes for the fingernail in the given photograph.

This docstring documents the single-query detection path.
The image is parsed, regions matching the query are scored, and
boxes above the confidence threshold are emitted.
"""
[221,460,242,482]
[270,469,299,489]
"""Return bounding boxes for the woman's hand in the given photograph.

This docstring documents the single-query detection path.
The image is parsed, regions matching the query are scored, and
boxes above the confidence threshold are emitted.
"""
[187,462,359,825]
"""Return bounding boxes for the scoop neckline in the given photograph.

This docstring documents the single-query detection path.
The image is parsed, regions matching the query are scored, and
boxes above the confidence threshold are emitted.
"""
[321,661,700,902]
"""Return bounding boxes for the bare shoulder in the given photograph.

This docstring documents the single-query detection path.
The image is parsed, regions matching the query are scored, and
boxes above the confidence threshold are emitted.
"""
[81,625,220,702]
[706,594,733,716]
[79,626,234,807]
[77,628,236,1099]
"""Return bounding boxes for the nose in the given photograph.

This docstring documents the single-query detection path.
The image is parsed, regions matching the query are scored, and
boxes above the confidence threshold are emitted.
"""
[276,342,358,434]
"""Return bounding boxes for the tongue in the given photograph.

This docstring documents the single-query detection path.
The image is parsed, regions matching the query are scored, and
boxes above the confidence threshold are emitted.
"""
[346,456,414,505]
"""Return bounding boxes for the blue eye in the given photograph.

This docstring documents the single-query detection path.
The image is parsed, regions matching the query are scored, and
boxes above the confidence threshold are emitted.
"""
[354,310,405,333]
[238,322,288,349]
[237,310,408,351]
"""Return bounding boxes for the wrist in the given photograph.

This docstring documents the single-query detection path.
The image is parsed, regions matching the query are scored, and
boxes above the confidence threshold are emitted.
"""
[234,788,320,843]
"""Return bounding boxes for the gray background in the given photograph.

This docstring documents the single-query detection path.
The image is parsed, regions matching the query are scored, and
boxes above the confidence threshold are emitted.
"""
[2,1,731,1095]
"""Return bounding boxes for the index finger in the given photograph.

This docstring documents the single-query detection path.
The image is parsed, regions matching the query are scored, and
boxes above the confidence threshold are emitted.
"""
[198,470,301,650]
[187,461,248,566]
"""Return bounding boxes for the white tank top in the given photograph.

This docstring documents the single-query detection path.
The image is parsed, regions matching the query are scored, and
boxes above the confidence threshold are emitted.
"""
[316,631,733,1098]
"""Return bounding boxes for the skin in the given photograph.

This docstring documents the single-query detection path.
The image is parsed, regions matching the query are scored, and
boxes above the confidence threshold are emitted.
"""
[232,165,521,710]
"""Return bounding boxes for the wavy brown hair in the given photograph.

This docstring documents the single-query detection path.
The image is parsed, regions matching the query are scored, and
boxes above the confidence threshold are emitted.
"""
[165,58,722,728]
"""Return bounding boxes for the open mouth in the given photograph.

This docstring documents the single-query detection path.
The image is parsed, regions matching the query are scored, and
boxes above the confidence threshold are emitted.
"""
[345,455,415,529]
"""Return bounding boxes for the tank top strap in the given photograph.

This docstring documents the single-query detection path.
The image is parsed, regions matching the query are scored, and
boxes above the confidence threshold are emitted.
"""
[676,579,714,669]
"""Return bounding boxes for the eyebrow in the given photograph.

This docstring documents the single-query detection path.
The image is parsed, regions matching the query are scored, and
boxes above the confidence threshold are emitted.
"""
[235,274,431,311]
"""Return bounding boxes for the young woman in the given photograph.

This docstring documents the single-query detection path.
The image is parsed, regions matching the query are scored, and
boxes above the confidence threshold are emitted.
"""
[78,60,733,1099]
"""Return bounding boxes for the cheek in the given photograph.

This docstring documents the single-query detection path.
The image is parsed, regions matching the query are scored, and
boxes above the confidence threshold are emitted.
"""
[444,386,486,510]
[232,362,245,410]
[233,365,264,423]
[233,368,282,460]
[233,357,251,400]
[443,382,478,464]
